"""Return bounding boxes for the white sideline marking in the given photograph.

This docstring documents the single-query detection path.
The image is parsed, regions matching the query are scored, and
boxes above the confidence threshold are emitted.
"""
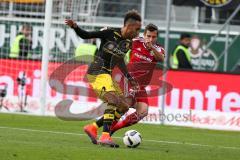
[0,126,239,150]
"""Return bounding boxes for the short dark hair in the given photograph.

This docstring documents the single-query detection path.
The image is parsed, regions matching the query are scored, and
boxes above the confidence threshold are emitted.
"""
[124,10,141,26]
[144,23,158,35]
[180,33,191,40]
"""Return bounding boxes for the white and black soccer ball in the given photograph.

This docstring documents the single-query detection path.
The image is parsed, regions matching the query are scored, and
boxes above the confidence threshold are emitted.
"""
[123,130,142,148]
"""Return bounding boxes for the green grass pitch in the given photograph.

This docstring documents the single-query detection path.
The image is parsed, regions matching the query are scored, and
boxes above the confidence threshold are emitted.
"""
[0,113,240,160]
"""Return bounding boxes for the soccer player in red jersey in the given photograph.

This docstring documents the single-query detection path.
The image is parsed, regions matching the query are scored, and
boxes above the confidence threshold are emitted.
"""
[110,23,165,134]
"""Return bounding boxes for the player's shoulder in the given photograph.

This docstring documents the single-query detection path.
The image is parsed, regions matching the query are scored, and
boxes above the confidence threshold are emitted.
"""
[132,37,145,43]
[109,27,119,32]
[107,28,124,38]
[100,27,115,33]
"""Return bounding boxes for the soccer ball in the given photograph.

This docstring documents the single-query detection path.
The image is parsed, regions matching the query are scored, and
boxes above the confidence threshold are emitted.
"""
[123,130,142,148]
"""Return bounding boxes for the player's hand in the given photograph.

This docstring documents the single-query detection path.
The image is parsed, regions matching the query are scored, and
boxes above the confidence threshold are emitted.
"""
[65,19,77,28]
[145,39,153,50]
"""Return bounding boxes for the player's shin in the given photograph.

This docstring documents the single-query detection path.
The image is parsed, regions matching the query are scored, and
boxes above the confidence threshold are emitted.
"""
[111,112,144,134]
[99,107,120,147]
[95,107,128,130]
[102,108,115,133]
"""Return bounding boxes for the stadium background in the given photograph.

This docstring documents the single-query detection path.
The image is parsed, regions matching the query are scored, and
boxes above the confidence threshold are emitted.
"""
[0,0,240,132]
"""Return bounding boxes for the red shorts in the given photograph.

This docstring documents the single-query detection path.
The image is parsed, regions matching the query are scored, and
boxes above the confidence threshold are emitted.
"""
[135,88,149,105]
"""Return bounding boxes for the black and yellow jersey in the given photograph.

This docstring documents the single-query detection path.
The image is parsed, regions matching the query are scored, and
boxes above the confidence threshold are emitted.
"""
[73,26,131,76]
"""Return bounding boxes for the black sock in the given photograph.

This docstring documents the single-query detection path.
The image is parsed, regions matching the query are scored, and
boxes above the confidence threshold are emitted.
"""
[95,116,104,128]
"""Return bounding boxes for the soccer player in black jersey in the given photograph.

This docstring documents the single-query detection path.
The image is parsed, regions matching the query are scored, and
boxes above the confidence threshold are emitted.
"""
[65,10,141,147]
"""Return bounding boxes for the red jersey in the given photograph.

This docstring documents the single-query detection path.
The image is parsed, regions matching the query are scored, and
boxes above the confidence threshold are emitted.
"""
[127,37,164,104]
[128,37,164,78]
[129,37,164,64]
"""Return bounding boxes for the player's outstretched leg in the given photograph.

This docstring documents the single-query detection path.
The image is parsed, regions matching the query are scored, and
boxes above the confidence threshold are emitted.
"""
[110,102,148,135]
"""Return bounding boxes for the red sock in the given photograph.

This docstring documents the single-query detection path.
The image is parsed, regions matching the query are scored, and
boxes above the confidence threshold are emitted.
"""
[110,120,118,130]
[111,112,141,133]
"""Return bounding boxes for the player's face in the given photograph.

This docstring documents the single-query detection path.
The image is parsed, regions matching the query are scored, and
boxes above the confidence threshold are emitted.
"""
[144,30,158,44]
[125,21,141,39]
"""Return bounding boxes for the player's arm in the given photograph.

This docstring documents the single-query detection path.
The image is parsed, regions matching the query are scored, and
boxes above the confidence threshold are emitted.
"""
[145,40,165,62]
[117,57,133,80]
[117,57,139,90]
[65,19,109,39]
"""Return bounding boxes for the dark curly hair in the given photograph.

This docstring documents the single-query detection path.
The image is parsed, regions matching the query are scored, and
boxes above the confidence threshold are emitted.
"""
[124,10,142,26]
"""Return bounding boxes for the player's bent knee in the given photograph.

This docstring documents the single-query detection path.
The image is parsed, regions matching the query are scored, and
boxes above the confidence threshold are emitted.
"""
[119,96,132,107]
[140,110,148,118]
[103,92,120,107]
[117,104,129,113]
[118,96,132,112]
[136,103,149,118]
[103,92,131,113]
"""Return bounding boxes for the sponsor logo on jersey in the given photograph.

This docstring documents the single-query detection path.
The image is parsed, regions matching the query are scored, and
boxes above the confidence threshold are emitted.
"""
[103,40,131,57]
[136,47,141,52]
[134,52,152,62]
